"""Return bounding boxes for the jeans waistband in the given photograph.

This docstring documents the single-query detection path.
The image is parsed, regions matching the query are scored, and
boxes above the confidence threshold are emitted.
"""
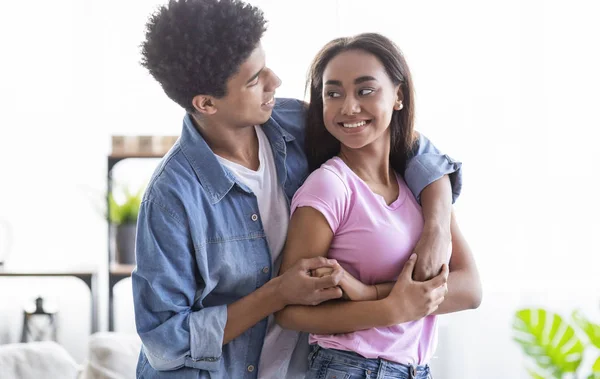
[309,345,431,378]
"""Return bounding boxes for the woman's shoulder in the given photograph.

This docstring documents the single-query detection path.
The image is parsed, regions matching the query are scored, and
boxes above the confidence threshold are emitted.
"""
[295,158,351,200]
[308,157,351,187]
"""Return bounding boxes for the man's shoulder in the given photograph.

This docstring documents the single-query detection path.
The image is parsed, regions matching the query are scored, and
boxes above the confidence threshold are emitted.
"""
[273,97,307,112]
[270,97,307,138]
[142,146,196,205]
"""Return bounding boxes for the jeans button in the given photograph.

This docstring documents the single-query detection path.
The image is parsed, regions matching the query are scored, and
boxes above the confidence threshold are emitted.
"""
[247,364,255,372]
[251,214,258,222]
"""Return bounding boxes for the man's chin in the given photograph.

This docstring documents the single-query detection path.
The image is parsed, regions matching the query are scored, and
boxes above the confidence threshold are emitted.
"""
[256,111,273,124]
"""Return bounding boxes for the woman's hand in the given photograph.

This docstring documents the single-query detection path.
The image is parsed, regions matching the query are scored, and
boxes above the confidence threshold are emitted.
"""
[383,253,449,324]
[311,264,377,302]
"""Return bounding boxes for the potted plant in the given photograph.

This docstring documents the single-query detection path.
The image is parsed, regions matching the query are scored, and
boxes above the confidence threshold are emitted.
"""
[109,187,143,265]
[512,307,600,378]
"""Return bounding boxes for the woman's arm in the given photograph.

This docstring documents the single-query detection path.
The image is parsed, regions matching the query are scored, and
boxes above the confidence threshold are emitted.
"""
[275,207,448,334]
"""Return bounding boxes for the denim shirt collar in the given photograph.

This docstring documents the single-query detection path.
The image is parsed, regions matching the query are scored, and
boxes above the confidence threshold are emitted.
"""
[179,113,296,205]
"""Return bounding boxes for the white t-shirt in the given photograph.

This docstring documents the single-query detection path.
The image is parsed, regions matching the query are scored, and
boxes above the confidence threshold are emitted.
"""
[216,125,300,378]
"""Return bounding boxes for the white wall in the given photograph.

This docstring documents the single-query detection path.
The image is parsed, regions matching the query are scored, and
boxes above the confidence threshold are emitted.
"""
[1,0,600,377]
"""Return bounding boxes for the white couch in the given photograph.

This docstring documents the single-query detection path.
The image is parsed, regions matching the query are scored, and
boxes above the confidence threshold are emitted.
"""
[0,332,142,379]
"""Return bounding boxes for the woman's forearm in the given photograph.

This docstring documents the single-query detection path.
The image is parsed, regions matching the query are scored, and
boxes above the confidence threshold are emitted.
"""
[432,269,481,315]
[275,299,396,334]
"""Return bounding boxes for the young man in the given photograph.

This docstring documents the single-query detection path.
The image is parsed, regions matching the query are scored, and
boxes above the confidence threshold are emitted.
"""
[133,0,462,378]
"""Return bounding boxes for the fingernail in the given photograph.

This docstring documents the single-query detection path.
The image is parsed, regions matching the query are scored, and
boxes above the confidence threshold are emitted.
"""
[410,253,416,259]
[328,259,337,264]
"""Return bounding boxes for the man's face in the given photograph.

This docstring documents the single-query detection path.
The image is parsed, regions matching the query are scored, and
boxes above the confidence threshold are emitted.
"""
[213,44,281,128]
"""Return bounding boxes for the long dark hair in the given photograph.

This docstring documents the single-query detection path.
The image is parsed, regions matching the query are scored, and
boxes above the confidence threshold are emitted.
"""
[305,33,416,174]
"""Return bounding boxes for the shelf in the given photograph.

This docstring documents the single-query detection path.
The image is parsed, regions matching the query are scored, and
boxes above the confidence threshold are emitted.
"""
[107,149,159,331]
[109,153,165,159]
[0,265,97,276]
[109,263,135,276]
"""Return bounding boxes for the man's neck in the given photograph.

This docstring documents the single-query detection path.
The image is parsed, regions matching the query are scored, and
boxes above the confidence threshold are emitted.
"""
[192,115,260,171]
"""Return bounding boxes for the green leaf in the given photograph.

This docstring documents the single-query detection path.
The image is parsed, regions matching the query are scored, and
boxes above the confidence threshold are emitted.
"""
[527,366,555,379]
[527,368,546,379]
[589,357,600,379]
[572,310,600,349]
[108,186,143,225]
[513,308,584,375]
[593,356,600,372]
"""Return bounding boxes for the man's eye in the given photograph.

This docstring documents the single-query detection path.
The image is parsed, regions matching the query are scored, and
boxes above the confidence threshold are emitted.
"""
[358,88,374,96]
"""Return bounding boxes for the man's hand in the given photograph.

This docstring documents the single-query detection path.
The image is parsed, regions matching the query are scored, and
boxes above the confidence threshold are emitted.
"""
[384,253,449,324]
[275,257,344,307]
[412,223,451,281]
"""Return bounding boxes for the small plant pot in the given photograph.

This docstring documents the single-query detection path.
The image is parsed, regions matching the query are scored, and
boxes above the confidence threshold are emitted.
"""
[115,223,137,264]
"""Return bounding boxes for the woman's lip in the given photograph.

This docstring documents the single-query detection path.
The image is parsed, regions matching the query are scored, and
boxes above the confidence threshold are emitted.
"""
[337,120,370,134]
[338,120,371,127]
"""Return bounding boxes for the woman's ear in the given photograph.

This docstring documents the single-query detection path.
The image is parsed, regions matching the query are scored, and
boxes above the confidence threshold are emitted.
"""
[394,86,404,111]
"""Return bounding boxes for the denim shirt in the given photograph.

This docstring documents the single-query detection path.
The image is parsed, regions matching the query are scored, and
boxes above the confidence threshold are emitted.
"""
[132,98,462,379]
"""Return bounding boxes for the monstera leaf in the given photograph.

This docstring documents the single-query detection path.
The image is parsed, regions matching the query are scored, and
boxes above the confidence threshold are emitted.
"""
[513,308,584,376]
[589,356,600,379]
[573,310,600,349]
[527,366,558,379]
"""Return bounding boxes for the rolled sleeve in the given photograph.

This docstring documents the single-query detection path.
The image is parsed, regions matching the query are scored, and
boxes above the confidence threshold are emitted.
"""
[133,199,226,372]
[187,304,228,370]
[404,133,463,204]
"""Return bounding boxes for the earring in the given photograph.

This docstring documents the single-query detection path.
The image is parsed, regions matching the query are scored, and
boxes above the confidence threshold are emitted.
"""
[395,101,403,111]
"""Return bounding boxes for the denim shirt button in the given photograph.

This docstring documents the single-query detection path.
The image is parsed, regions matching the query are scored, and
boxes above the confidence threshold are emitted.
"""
[247,364,255,372]
[262,266,269,274]
[251,214,258,221]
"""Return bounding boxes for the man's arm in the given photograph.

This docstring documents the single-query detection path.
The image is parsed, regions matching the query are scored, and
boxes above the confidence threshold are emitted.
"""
[132,200,341,372]
[360,211,481,315]
[275,207,448,334]
[404,133,462,281]
[433,210,482,314]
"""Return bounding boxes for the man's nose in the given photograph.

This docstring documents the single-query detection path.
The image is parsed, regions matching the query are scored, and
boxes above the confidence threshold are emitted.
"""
[265,68,281,91]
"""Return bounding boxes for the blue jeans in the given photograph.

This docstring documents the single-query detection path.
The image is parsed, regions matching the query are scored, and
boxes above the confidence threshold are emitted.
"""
[306,345,432,379]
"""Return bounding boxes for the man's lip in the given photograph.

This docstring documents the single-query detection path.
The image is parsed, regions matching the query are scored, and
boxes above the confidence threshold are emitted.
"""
[262,96,275,105]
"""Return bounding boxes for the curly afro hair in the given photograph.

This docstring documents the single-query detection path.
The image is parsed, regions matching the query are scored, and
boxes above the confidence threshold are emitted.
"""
[141,0,267,113]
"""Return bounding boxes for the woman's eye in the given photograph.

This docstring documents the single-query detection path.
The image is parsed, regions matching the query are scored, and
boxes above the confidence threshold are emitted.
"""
[358,88,374,96]
[326,91,341,98]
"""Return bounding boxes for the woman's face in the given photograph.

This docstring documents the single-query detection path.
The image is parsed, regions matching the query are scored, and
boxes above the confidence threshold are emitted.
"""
[321,49,401,151]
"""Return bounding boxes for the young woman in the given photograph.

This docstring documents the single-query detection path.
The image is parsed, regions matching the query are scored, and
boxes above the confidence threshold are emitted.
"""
[276,33,482,379]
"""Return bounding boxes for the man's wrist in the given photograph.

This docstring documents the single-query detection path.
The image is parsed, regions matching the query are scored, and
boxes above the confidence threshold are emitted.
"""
[265,276,288,311]
[423,219,451,240]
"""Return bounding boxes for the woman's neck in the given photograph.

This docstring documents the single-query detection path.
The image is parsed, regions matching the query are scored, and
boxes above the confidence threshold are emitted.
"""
[338,137,394,186]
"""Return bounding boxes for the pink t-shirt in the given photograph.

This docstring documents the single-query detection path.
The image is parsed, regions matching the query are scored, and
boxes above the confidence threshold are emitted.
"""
[290,157,438,366]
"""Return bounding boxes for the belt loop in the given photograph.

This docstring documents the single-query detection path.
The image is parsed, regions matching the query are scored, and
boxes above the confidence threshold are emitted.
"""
[375,358,386,379]
[410,364,417,378]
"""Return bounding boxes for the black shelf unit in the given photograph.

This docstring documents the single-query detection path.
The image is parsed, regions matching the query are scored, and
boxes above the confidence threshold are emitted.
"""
[106,153,164,331]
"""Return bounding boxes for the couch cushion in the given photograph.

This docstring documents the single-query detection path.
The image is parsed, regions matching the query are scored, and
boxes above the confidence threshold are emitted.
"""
[81,332,141,379]
[0,341,81,379]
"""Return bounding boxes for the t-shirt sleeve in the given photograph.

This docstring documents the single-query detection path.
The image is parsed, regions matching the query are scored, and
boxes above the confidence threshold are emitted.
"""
[290,167,350,233]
